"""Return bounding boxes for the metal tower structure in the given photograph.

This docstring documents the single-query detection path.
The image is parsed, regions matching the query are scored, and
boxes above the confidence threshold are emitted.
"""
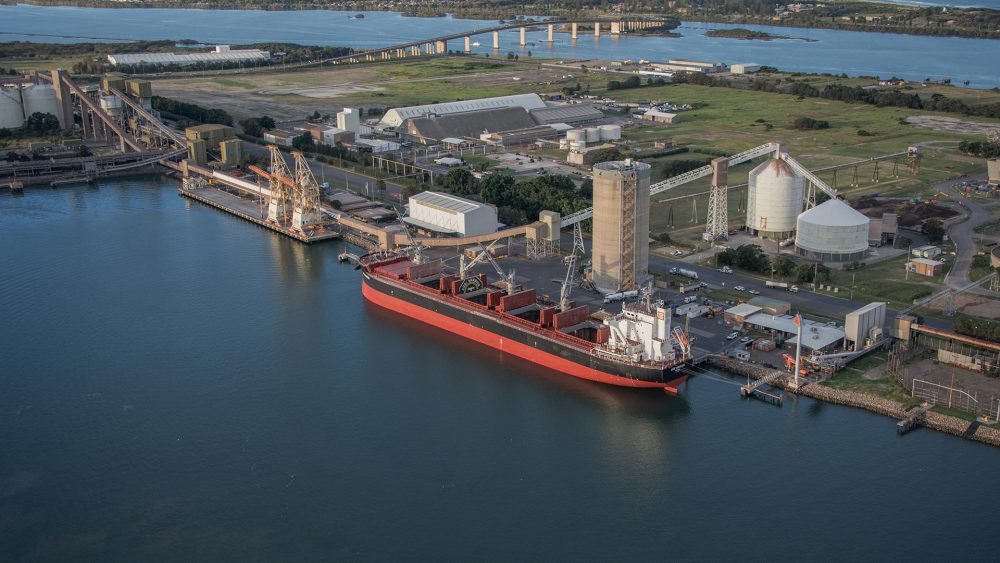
[266,145,293,224]
[907,145,921,175]
[703,157,729,242]
[291,151,322,232]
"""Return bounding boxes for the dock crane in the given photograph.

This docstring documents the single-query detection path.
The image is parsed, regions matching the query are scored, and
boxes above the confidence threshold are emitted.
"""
[458,239,516,296]
[558,223,586,311]
[395,217,425,265]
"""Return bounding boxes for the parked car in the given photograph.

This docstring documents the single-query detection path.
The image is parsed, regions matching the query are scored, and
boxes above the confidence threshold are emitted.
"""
[740,336,753,344]
[734,286,746,292]
[727,332,740,340]
[748,289,761,295]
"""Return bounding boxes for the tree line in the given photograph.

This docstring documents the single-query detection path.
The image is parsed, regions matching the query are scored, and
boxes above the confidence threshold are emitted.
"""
[151,96,233,126]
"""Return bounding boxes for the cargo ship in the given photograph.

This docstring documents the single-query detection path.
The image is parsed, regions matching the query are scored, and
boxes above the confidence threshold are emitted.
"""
[359,252,692,393]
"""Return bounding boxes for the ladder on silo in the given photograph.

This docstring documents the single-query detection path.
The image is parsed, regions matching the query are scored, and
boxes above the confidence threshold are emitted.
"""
[621,172,637,291]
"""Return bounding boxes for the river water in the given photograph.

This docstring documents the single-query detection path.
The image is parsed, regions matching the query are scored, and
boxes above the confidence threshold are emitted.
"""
[1,178,997,560]
[1,5,999,87]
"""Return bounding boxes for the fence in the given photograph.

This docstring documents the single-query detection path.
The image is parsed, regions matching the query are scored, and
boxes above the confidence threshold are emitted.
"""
[890,343,1000,420]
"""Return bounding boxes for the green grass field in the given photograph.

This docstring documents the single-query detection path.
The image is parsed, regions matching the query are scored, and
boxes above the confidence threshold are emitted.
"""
[821,368,917,405]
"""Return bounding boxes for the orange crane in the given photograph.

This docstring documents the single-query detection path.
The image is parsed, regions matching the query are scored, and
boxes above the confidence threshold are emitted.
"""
[782,353,809,375]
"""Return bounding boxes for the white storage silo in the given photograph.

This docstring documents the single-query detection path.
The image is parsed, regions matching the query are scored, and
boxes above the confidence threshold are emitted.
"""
[795,199,870,262]
[21,84,59,119]
[745,158,804,239]
[0,87,25,129]
[566,129,586,142]
[599,124,621,141]
[584,127,601,143]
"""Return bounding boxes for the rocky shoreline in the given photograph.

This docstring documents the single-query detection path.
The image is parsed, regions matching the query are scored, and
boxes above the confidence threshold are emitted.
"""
[707,356,1000,448]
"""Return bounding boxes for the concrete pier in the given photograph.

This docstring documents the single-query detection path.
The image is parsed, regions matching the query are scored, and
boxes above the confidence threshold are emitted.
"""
[465,36,471,52]
[493,31,499,49]
[520,26,526,46]
[547,24,554,42]
[571,23,577,39]
[594,22,601,37]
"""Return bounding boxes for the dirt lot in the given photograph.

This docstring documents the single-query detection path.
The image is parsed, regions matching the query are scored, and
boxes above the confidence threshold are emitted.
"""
[150,60,581,121]
[854,197,960,227]
[906,115,1000,135]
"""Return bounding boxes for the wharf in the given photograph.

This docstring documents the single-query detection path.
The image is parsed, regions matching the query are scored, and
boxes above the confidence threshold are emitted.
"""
[179,185,340,244]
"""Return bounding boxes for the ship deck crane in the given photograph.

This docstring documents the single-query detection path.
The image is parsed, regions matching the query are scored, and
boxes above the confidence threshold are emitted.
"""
[396,217,425,265]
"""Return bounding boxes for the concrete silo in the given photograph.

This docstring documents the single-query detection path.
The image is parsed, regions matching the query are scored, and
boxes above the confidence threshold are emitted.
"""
[745,158,804,239]
[0,87,25,129]
[795,199,870,262]
[21,84,59,120]
[592,159,651,293]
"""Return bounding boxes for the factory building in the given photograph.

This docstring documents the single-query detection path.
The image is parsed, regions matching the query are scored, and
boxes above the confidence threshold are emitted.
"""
[795,199,871,262]
[988,158,1000,183]
[185,124,235,150]
[400,107,538,145]
[743,313,845,353]
[380,94,547,128]
[591,160,652,293]
[745,158,804,239]
[263,129,295,147]
[867,212,898,246]
[641,110,680,124]
[337,108,360,133]
[219,138,244,166]
[405,191,498,237]
[529,104,604,126]
[844,302,886,352]
[108,46,270,67]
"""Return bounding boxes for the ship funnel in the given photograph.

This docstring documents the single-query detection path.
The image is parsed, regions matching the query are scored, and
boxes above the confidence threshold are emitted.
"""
[655,306,669,341]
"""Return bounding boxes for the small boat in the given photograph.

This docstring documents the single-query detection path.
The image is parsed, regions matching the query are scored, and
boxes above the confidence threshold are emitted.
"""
[471,41,481,47]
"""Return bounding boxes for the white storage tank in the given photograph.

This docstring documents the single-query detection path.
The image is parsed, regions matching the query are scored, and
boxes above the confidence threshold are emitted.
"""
[745,158,803,239]
[21,84,59,119]
[566,129,586,142]
[100,95,123,117]
[795,198,870,262]
[599,124,621,141]
[584,127,601,143]
[0,87,24,129]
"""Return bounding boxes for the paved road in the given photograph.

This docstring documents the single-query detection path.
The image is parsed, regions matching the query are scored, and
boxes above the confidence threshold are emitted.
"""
[941,174,998,295]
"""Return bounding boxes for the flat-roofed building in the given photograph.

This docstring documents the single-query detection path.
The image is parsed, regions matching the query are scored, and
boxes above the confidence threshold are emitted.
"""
[405,191,497,237]
[907,257,944,277]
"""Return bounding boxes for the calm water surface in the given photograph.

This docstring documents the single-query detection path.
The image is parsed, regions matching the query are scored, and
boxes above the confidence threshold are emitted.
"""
[1,178,998,560]
[1,6,999,87]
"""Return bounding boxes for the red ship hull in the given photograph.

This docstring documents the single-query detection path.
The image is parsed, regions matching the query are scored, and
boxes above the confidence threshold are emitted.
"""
[362,276,688,393]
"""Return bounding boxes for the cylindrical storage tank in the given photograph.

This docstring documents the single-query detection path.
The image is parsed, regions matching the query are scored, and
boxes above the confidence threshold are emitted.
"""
[21,84,59,120]
[599,124,621,141]
[795,199,870,262]
[585,127,601,143]
[570,140,586,150]
[745,158,803,239]
[591,159,652,293]
[991,245,1000,268]
[566,129,585,142]
[100,95,123,118]
[0,87,25,129]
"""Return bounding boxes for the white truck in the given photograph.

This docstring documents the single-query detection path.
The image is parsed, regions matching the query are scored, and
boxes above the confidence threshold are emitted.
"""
[765,281,800,292]
[668,267,699,280]
[603,289,640,304]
